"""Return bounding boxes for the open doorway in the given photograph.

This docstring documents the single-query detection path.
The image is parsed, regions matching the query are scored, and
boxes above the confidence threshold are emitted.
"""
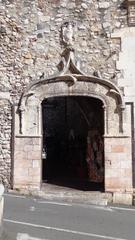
[42,96,104,191]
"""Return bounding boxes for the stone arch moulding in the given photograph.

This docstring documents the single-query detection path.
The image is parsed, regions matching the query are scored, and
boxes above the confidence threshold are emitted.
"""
[18,47,125,136]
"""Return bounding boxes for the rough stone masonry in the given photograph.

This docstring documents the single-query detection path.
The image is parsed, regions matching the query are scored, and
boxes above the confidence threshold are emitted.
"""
[0,0,135,203]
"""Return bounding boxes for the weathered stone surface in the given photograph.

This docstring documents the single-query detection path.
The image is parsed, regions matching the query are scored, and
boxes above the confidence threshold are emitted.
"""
[0,184,4,237]
[0,0,133,190]
[14,137,42,190]
[0,100,11,188]
[113,192,133,205]
[99,2,110,9]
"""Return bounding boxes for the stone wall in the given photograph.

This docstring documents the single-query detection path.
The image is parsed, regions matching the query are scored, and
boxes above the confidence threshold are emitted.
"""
[0,0,128,91]
[105,136,132,192]
[0,0,131,187]
[111,27,135,188]
[14,136,42,189]
[0,100,11,188]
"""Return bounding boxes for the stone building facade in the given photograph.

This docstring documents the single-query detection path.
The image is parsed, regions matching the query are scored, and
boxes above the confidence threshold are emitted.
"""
[0,0,135,203]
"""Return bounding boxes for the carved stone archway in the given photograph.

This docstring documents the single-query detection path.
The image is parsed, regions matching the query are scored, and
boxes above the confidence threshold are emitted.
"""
[19,48,124,135]
[13,48,133,195]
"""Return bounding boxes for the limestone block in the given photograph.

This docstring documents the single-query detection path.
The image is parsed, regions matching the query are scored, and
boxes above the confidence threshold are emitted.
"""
[111,145,125,153]
[121,160,132,169]
[28,167,40,177]
[105,177,121,191]
[111,160,121,169]
[99,2,110,9]
[81,3,88,9]
[32,160,39,168]
[32,138,41,145]
[113,192,133,205]
[15,168,29,178]
[24,145,34,152]
[27,151,41,160]
[33,145,41,151]
[120,169,132,178]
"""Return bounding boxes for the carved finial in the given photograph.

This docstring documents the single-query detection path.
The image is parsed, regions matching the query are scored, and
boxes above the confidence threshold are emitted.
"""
[61,21,75,46]
[93,70,102,78]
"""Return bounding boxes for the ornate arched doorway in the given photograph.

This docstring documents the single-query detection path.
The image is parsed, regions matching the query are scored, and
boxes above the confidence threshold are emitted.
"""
[13,48,133,194]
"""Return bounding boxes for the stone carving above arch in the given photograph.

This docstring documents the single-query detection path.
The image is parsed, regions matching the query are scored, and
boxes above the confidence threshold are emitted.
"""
[18,47,125,136]
[61,22,75,47]
[20,47,124,110]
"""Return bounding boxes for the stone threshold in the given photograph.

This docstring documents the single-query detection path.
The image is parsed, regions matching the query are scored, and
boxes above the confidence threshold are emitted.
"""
[7,185,134,206]
[8,185,112,206]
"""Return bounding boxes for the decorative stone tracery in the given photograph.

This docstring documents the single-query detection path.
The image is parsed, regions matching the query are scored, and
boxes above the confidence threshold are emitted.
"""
[19,47,124,136]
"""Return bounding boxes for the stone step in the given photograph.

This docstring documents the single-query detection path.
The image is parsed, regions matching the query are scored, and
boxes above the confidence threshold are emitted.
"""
[38,183,113,206]
[9,184,113,206]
